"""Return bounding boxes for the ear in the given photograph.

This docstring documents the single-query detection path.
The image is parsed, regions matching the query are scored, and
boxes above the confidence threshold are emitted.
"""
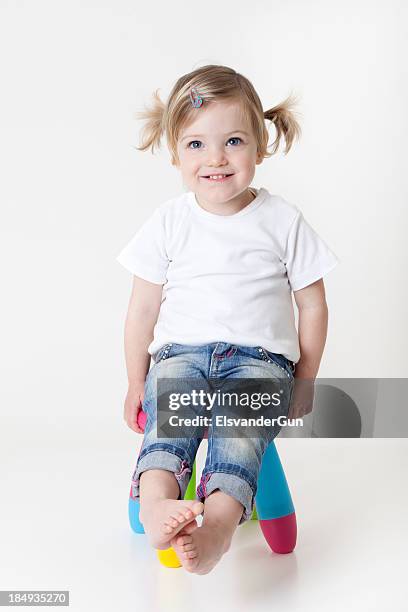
[256,152,263,165]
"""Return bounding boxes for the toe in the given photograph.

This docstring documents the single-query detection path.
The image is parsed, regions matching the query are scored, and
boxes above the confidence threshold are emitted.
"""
[184,556,199,572]
[184,550,198,559]
[192,501,204,515]
[176,534,192,546]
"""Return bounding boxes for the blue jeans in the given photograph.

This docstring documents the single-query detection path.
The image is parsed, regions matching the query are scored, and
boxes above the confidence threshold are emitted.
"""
[131,343,295,525]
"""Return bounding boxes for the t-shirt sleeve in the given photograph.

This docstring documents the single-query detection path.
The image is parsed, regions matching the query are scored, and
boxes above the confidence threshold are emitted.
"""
[283,211,340,291]
[116,209,169,284]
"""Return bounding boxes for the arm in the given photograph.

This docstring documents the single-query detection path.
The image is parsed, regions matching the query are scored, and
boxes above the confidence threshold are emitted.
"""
[293,278,328,379]
[289,278,328,419]
[122,275,163,433]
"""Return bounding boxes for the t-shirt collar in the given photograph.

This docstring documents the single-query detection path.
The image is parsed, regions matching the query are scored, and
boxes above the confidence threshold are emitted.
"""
[187,187,267,221]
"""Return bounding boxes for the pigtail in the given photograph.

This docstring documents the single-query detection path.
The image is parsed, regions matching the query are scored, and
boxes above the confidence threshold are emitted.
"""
[264,93,302,155]
[133,89,166,154]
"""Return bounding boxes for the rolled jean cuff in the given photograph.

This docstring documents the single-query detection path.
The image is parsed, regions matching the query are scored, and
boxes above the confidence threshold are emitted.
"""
[131,450,193,502]
[196,472,255,525]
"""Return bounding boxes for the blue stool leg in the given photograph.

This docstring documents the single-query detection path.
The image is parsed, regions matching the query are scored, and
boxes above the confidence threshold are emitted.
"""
[129,484,145,534]
[255,441,297,553]
[129,411,148,534]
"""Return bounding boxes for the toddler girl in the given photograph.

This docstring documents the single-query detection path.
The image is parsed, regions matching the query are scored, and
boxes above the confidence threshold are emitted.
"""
[117,65,339,575]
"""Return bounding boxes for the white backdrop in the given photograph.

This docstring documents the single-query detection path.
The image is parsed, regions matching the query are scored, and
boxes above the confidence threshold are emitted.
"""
[1,0,407,454]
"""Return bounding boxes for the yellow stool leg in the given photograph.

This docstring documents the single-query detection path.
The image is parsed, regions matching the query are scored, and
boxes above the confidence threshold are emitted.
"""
[157,547,182,568]
[157,460,197,568]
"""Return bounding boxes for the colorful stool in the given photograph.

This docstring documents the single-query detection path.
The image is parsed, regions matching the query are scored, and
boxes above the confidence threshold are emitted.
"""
[129,409,297,567]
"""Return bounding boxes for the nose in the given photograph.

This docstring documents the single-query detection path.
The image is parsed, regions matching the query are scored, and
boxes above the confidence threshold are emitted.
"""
[206,144,228,167]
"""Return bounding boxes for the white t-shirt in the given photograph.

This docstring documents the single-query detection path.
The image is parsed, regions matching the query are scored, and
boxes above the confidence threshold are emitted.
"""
[116,187,339,363]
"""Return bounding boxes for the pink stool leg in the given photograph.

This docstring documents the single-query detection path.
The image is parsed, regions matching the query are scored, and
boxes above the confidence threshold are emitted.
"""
[255,441,297,553]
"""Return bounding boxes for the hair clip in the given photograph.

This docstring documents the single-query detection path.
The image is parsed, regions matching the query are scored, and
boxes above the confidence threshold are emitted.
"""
[189,87,203,108]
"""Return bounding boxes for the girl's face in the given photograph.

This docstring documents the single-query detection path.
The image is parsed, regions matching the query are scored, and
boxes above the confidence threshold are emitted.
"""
[175,100,263,213]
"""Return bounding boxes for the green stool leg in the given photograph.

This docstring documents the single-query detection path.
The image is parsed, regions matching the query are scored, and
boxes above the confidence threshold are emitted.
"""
[184,459,197,500]
[251,504,258,520]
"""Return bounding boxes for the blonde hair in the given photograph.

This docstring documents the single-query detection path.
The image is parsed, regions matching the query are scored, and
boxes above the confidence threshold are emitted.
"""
[134,64,302,165]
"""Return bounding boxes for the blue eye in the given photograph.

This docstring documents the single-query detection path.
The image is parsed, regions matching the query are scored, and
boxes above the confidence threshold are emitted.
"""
[188,140,202,149]
[227,137,242,145]
[187,136,243,149]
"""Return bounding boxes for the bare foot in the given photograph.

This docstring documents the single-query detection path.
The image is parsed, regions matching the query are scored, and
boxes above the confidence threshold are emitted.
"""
[176,519,200,535]
[171,523,232,574]
[140,500,204,549]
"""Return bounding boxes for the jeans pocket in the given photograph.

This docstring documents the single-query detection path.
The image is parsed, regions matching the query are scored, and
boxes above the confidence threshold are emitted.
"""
[155,343,174,364]
[259,347,294,381]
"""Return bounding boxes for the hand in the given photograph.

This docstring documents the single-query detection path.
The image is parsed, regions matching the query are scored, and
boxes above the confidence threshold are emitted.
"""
[288,377,315,420]
[123,381,146,434]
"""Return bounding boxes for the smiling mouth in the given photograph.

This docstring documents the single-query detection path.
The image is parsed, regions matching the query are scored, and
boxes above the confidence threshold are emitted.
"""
[201,174,234,181]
